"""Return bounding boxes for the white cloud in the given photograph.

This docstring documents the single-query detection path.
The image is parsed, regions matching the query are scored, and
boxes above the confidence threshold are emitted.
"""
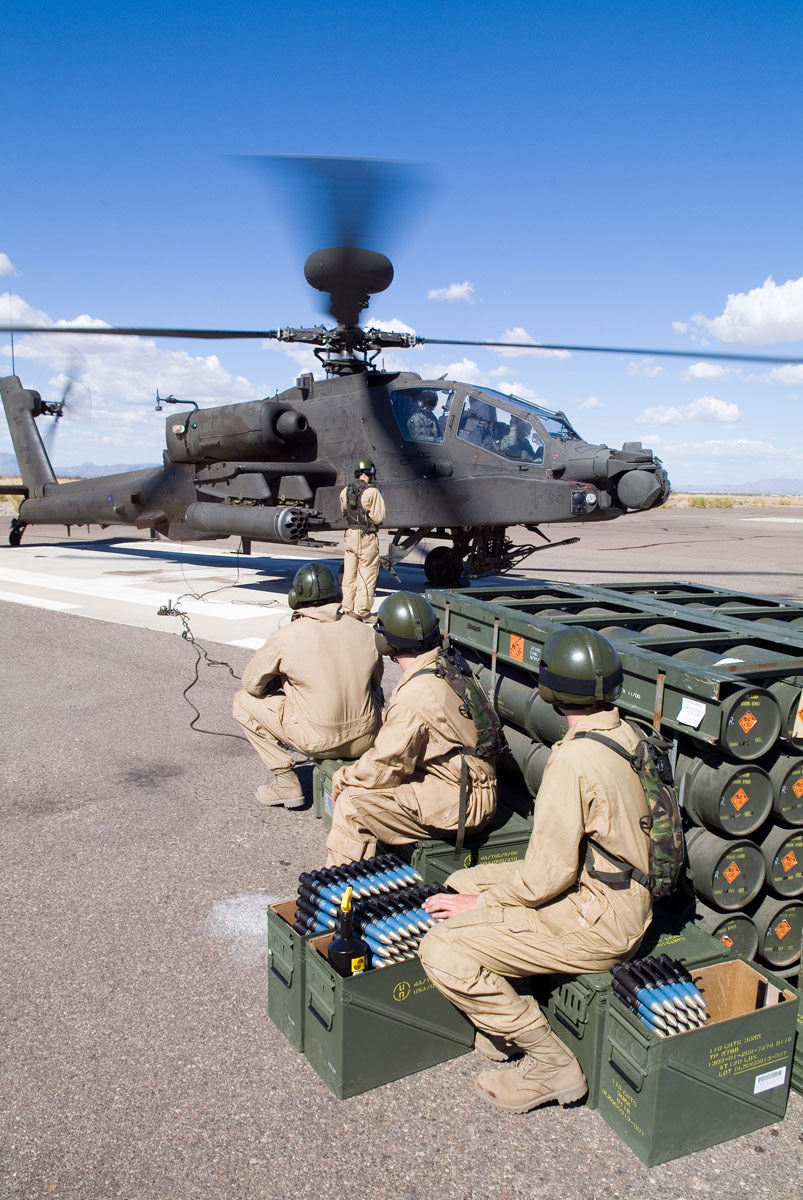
[686,275,803,344]
[581,395,605,409]
[0,254,19,277]
[672,321,689,334]
[647,434,800,461]
[680,362,733,381]
[492,327,571,360]
[637,396,740,425]
[627,359,664,377]
[0,293,272,462]
[750,363,803,384]
[427,281,475,303]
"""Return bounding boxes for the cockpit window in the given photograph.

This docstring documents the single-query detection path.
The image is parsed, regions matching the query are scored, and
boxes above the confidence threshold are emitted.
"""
[390,387,454,444]
[457,395,545,463]
[480,387,581,442]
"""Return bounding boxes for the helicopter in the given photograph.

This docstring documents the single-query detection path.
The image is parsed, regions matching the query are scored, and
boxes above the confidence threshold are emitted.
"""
[3,160,801,587]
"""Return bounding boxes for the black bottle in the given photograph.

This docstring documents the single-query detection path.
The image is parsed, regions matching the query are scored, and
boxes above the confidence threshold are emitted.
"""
[328,885,370,977]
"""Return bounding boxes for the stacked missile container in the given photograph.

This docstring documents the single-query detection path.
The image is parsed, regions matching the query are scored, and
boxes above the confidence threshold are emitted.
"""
[426,580,803,981]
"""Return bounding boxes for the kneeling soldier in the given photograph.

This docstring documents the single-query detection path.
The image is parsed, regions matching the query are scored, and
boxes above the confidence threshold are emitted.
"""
[325,592,497,866]
[233,562,383,809]
[419,628,653,1114]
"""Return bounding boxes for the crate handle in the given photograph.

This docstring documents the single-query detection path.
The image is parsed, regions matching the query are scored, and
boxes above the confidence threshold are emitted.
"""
[608,1044,646,1093]
[553,1008,585,1039]
[307,972,337,1031]
[268,940,295,989]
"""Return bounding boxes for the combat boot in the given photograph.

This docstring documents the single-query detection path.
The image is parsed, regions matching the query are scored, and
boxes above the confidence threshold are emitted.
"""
[474,1023,587,1113]
[255,768,305,810]
[473,1030,519,1062]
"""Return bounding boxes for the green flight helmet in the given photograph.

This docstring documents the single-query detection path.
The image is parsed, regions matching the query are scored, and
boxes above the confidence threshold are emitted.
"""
[354,457,376,480]
[374,591,440,655]
[538,626,623,709]
[287,562,341,610]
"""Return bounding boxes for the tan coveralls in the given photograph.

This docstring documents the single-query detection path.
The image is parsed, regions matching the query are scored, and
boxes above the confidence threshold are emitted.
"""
[419,708,652,1042]
[325,646,497,866]
[339,482,386,620]
[232,602,383,774]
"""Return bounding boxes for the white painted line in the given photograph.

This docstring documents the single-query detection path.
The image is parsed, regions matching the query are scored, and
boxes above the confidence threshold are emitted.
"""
[0,566,274,621]
[0,590,80,612]
[741,517,803,524]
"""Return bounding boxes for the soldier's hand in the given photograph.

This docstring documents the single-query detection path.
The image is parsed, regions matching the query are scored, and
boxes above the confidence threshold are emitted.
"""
[422,893,478,919]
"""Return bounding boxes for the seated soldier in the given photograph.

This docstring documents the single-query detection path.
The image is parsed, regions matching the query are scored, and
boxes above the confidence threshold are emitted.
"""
[419,628,652,1115]
[325,592,497,865]
[498,415,541,461]
[405,390,441,442]
[233,562,383,809]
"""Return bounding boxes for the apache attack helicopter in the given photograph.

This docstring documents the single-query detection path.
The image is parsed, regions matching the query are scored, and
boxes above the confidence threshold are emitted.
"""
[3,159,800,586]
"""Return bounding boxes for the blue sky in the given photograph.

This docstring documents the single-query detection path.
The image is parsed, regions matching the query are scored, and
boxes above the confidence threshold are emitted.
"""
[2,0,803,487]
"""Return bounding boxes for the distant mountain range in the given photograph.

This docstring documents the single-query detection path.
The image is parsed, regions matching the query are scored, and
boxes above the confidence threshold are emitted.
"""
[0,453,152,478]
[672,478,803,495]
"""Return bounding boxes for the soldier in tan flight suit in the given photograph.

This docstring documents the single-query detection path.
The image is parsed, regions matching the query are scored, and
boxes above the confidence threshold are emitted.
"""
[325,592,497,867]
[233,562,383,809]
[339,458,386,621]
[420,627,652,1114]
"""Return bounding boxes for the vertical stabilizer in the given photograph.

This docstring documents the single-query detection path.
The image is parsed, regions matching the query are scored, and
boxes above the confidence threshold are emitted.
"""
[0,375,57,496]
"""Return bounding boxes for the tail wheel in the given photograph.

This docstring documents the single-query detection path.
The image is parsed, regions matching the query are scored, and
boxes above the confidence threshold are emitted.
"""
[9,518,26,547]
[424,545,464,587]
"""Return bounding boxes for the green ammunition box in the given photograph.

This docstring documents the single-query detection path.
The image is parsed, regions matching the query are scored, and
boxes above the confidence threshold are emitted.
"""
[543,912,732,1108]
[598,958,797,1166]
[303,934,474,1098]
[267,900,309,1052]
[405,804,533,884]
[312,758,354,826]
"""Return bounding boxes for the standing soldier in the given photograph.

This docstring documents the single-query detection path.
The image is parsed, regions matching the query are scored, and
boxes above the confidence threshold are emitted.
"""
[233,562,384,809]
[419,628,652,1115]
[325,592,497,866]
[339,458,386,621]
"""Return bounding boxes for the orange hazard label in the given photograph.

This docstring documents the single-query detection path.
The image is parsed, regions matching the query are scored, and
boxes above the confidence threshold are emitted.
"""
[775,920,792,940]
[723,861,741,884]
[739,711,758,733]
[781,851,799,872]
[794,778,803,799]
[721,935,734,948]
[729,788,750,811]
[509,633,524,662]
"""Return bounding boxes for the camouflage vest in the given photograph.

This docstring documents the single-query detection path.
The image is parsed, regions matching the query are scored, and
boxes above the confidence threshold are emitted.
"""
[574,723,685,899]
[345,480,378,533]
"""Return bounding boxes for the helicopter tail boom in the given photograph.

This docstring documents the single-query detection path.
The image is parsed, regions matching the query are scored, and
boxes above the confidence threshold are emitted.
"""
[0,375,58,498]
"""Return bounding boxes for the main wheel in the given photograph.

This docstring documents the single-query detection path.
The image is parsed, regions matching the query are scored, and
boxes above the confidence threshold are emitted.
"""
[9,528,22,547]
[424,546,464,587]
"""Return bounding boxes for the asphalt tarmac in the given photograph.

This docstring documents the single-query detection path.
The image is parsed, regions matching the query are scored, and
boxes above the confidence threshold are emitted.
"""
[2,506,802,1200]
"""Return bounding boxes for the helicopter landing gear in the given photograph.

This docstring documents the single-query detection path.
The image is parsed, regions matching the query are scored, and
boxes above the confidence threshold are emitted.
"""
[8,517,27,547]
[423,545,465,587]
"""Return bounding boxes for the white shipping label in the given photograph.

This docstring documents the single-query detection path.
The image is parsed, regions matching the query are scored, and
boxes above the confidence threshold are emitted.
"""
[754,1066,787,1095]
[677,697,706,729]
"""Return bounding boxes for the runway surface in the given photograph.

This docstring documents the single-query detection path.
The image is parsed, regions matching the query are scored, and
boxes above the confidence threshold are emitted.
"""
[2,506,802,1200]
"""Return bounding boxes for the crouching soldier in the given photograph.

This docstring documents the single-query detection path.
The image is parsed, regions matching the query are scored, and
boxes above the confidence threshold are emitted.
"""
[325,592,497,866]
[419,628,653,1114]
[233,562,383,809]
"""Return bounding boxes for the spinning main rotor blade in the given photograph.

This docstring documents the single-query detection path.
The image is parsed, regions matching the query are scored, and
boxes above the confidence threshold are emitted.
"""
[2,322,803,366]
